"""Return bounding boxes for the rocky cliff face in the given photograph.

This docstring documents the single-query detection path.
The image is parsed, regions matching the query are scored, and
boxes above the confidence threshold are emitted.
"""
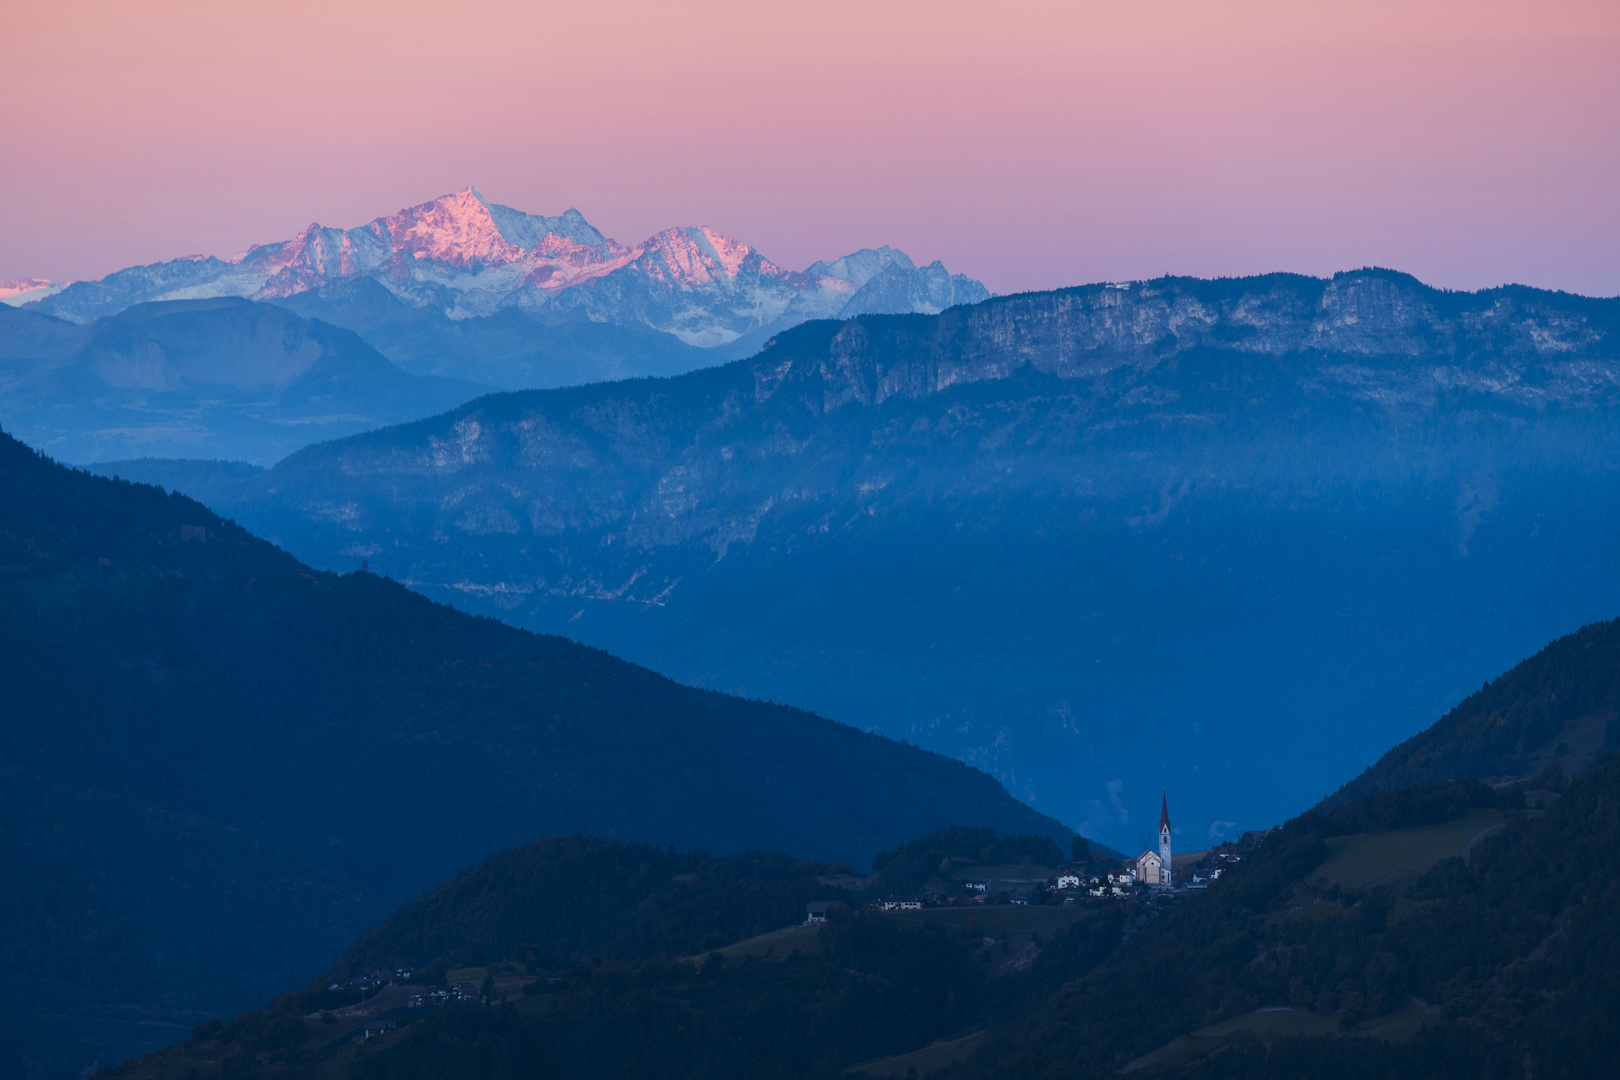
[130,269,1620,851]
[788,272,1616,407]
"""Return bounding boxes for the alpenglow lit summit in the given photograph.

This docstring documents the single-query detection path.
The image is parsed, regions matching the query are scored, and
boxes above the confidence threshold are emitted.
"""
[16,188,989,355]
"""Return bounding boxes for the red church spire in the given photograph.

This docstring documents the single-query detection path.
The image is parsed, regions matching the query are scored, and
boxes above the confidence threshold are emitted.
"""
[1160,791,1171,832]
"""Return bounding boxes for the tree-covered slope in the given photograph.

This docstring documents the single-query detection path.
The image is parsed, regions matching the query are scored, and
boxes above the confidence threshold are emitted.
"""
[1327,618,1620,805]
[326,836,855,978]
[0,428,1064,1079]
[327,826,1089,982]
[69,622,1620,1080]
[957,759,1620,1080]
[96,759,1620,1080]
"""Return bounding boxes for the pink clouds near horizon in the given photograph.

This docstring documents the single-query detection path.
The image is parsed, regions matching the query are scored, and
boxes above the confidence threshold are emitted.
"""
[2,0,1617,297]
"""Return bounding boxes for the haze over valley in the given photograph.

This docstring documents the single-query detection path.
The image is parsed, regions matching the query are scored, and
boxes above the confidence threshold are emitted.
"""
[81,268,1620,851]
[5,2,1620,1077]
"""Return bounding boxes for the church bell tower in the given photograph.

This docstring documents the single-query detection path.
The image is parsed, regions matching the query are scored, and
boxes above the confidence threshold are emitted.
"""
[1158,792,1172,886]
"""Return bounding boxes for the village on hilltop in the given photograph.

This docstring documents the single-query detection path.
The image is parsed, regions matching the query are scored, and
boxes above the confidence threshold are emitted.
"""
[809,793,1251,918]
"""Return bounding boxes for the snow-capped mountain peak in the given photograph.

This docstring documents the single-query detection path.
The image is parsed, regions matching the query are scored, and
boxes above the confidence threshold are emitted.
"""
[634,226,787,290]
[805,246,917,289]
[23,191,990,348]
[486,202,608,251]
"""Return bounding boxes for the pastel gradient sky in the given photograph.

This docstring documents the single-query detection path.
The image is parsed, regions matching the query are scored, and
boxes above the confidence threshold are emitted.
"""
[3,0,1617,295]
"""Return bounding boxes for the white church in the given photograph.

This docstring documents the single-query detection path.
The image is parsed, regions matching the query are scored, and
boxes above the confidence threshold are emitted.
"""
[1134,792,1174,888]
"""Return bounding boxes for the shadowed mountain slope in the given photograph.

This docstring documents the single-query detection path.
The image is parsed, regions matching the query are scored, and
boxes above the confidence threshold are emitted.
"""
[270,276,716,389]
[94,754,1620,1080]
[126,269,1620,851]
[0,428,1063,1079]
[0,298,485,463]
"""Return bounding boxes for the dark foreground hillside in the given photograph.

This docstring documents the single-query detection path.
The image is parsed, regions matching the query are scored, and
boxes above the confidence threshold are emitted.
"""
[0,429,1064,1080]
[325,827,1073,981]
[96,826,1118,1080]
[98,761,1620,1080]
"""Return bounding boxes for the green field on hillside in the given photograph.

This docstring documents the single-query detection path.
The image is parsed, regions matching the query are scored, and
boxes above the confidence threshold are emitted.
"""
[298,985,422,1051]
[698,902,1090,964]
[1125,1001,1441,1072]
[686,921,826,963]
[845,1030,986,1077]
[883,905,1088,935]
[1312,808,1505,889]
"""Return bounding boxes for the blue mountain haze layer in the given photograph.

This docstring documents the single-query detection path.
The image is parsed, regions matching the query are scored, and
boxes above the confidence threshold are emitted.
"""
[102,270,1620,852]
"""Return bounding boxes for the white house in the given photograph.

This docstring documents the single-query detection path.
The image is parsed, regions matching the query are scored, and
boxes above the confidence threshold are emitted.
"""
[805,900,847,924]
[1056,870,1082,889]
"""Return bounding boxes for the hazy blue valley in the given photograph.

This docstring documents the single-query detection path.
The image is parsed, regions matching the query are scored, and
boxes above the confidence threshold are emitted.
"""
[10,2,1618,1076]
[91,269,1620,851]
[7,236,1620,1080]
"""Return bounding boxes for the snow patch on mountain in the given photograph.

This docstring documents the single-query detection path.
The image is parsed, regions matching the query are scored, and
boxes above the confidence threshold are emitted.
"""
[24,190,990,351]
[0,279,67,306]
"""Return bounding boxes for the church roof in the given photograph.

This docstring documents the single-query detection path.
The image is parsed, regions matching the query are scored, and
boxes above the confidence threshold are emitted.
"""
[1160,791,1171,830]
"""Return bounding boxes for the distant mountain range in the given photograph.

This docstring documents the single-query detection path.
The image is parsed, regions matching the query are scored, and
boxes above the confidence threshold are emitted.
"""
[104,269,1620,851]
[0,298,486,463]
[0,426,1062,1078]
[9,188,988,388]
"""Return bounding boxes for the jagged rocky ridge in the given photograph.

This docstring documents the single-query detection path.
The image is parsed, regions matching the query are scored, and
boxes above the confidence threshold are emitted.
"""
[20,188,988,365]
[115,268,1620,851]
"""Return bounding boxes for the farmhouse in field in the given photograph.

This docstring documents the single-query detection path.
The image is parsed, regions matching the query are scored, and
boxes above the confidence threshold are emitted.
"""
[805,900,848,924]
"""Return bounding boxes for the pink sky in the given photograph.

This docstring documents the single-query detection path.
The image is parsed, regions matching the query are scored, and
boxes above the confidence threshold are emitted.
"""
[3,0,1617,296]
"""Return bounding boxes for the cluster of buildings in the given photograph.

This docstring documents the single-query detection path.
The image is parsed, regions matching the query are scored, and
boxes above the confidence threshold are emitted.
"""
[327,968,414,994]
[407,982,483,1007]
[1109,794,1239,895]
[799,794,1244,919]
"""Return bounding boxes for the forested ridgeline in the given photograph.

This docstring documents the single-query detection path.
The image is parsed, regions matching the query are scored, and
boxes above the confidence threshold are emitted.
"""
[949,763,1620,1079]
[99,826,1124,1080]
[1329,617,1620,804]
[96,768,1620,1080]
[330,836,856,978]
[0,428,1068,1080]
[331,827,1089,980]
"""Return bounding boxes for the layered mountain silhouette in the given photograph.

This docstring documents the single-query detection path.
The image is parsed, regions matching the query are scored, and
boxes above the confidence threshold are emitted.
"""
[14,188,989,387]
[0,427,1063,1077]
[110,269,1620,850]
[0,298,486,463]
